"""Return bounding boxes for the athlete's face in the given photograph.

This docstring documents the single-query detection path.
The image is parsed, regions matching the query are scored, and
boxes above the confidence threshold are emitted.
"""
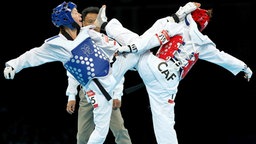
[83,13,100,32]
[71,8,83,27]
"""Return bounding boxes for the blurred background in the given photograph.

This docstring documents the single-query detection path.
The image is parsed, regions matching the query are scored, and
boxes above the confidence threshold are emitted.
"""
[1,0,255,143]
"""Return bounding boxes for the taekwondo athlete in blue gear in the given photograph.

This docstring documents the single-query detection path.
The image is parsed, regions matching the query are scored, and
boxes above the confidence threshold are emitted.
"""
[65,6,132,144]
[3,1,122,144]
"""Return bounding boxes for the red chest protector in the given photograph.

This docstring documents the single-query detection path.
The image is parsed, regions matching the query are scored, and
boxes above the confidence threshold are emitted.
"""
[156,35,183,61]
[180,52,199,79]
[156,35,199,79]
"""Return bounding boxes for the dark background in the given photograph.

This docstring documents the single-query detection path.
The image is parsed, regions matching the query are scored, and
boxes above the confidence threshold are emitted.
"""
[1,0,255,143]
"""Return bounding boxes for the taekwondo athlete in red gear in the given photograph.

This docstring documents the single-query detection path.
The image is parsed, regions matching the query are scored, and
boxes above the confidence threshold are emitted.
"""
[3,1,124,144]
[91,2,204,144]
[92,2,201,85]
[92,3,253,144]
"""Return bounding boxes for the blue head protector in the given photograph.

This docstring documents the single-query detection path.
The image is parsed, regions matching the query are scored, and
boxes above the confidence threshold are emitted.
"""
[51,1,77,29]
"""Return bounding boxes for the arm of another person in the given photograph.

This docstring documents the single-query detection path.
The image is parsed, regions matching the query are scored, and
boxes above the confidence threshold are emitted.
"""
[112,77,125,110]
[66,71,80,114]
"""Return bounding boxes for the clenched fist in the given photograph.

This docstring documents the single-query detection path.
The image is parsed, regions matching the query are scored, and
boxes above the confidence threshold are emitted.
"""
[4,66,15,79]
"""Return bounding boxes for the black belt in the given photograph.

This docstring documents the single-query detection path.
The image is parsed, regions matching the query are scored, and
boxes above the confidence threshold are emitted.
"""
[93,79,112,101]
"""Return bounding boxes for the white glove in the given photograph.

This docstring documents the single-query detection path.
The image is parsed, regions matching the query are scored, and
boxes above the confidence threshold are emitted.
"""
[175,2,200,21]
[4,66,15,79]
[243,65,252,82]
[94,5,108,29]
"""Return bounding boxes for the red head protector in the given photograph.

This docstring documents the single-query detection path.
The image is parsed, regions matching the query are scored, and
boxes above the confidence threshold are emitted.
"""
[191,8,210,32]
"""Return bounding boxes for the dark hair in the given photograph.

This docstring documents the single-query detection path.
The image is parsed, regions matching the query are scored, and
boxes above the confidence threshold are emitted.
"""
[81,6,99,21]
[207,9,213,18]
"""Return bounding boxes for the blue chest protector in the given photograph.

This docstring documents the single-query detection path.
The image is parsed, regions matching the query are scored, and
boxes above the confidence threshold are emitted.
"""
[64,37,110,87]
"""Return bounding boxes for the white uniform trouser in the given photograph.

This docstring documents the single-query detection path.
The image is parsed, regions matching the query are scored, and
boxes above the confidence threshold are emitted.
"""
[84,74,116,144]
[84,18,144,144]
[136,51,180,144]
[106,18,181,144]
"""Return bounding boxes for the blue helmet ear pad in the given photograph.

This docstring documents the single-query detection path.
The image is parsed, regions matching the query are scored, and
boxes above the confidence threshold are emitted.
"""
[51,1,77,29]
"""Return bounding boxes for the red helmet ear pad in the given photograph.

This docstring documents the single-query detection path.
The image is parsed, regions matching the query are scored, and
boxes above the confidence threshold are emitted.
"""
[191,8,210,31]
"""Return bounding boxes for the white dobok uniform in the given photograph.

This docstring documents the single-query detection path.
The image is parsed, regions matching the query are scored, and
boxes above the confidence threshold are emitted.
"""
[98,13,249,144]
[5,26,122,144]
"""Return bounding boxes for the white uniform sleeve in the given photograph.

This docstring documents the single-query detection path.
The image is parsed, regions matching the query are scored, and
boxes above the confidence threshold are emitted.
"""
[199,43,246,75]
[187,13,247,76]
[112,77,125,100]
[66,71,80,101]
[5,40,70,73]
